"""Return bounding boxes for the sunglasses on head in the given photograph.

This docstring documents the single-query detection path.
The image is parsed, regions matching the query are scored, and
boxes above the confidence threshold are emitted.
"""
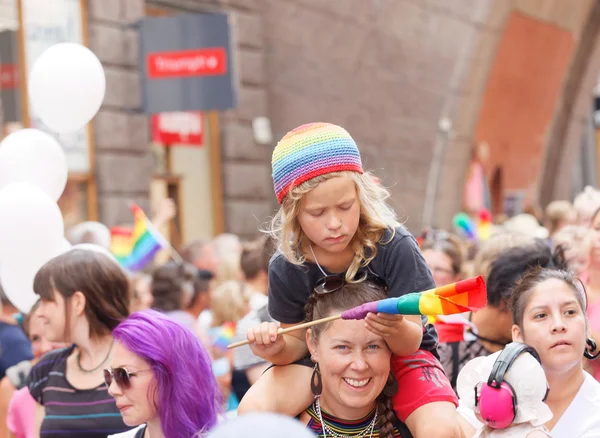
[104,367,150,390]
[314,272,387,295]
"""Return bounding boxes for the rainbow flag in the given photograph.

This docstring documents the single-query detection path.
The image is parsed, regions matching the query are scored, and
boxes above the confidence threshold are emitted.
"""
[110,204,168,271]
[210,322,236,351]
[342,276,486,320]
[476,208,493,241]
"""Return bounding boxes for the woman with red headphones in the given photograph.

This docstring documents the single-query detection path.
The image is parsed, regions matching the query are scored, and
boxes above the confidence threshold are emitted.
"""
[458,267,600,437]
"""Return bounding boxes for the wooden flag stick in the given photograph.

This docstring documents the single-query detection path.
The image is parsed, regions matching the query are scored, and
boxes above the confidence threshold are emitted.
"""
[227,314,342,349]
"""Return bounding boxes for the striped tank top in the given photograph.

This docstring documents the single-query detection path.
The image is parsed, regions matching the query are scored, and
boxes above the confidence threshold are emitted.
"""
[26,345,131,437]
[305,402,412,437]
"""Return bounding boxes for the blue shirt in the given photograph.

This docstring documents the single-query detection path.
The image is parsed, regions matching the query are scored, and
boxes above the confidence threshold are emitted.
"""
[0,321,32,380]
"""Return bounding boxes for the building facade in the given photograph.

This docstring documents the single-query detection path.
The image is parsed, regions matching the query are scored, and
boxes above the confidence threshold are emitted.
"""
[4,0,600,242]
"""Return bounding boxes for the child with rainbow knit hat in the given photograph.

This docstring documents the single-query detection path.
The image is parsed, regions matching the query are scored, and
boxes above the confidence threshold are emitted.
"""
[239,123,461,437]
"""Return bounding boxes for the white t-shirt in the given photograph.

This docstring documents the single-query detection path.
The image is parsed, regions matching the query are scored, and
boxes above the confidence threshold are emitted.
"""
[249,292,268,311]
[108,425,144,438]
[458,372,600,438]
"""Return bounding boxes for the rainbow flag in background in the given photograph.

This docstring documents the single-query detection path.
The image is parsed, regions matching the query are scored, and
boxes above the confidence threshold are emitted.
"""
[341,276,486,320]
[210,322,236,351]
[110,204,168,271]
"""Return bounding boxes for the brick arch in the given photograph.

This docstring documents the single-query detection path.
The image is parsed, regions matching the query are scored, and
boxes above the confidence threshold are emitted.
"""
[540,1,600,205]
[436,2,600,229]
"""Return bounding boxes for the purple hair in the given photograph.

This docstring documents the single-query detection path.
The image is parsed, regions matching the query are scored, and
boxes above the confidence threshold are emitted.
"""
[112,310,221,436]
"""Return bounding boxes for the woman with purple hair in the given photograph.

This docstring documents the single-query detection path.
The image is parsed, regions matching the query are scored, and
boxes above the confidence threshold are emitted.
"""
[106,310,222,438]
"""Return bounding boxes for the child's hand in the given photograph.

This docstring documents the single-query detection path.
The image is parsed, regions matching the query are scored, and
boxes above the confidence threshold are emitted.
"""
[365,313,423,356]
[364,313,404,338]
[246,322,286,360]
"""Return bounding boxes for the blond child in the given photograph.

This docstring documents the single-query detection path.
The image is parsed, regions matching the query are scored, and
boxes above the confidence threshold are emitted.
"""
[240,123,460,437]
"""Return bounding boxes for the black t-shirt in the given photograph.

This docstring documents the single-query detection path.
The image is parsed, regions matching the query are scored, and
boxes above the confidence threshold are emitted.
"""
[268,226,439,353]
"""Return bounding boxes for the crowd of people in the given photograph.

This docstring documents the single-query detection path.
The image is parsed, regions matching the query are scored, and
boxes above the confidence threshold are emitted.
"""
[0,122,599,437]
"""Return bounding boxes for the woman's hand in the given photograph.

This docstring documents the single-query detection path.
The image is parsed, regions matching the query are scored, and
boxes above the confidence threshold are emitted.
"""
[247,322,286,360]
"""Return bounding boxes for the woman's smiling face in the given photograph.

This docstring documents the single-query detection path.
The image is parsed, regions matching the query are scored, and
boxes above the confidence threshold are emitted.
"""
[307,317,392,419]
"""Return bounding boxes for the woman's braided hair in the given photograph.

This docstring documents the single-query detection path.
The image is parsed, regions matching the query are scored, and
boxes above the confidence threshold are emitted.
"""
[305,281,397,438]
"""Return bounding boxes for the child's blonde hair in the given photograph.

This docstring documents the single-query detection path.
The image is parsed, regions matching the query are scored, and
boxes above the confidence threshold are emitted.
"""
[268,170,400,282]
[544,200,576,235]
[210,280,250,327]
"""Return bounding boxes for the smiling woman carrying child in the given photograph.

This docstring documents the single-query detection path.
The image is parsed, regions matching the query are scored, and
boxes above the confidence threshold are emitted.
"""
[239,123,460,438]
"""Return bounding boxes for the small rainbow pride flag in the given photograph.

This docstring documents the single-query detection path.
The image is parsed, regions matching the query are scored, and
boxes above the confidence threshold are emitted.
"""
[341,277,486,320]
[210,322,236,351]
[110,204,168,271]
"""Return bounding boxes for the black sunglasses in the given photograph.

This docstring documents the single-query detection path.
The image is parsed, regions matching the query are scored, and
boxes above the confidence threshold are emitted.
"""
[314,272,387,295]
[104,367,151,390]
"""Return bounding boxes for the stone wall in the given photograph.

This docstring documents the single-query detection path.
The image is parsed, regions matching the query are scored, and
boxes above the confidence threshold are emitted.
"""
[88,0,152,227]
[86,0,600,235]
[263,0,492,232]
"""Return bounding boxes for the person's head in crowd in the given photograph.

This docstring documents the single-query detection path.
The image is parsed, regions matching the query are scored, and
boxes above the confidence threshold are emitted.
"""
[210,281,250,328]
[212,234,243,285]
[240,235,275,294]
[511,268,590,376]
[67,221,111,250]
[181,239,219,275]
[23,300,65,361]
[186,270,213,319]
[3,300,66,392]
[107,310,221,438]
[545,200,577,237]
[503,214,549,240]
[130,273,153,312]
[304,281,399,438]
[207,413,315,438]
[471,239,566,352]
[213,234,242,261]
[33,249,130,344]
[573,186,600,228]
[553,225,590,278]
[150,261,196,313]
[419,230,463,286]
[470,231,536,279]
[587,207,600,274]
[268,124,401,285]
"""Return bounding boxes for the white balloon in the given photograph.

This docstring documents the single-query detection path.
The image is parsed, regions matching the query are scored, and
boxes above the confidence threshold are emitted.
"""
[61,238,72,252]
[28,43,106,133]
[207,413,314,438]
[0,263,39,314]
[0,129,68,201]
[0,238,66,314]
[0,182,64,262]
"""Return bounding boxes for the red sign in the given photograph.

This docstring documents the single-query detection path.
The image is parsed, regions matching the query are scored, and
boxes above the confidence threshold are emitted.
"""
[0,65,18,89]
[147,48,227,79]
[151,112,204,146]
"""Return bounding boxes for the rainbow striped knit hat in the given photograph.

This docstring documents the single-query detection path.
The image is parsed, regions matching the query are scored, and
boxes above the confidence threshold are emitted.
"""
[272,123,364,203]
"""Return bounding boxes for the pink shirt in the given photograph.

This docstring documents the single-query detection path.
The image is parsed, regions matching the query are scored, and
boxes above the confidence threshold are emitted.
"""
[7,387,36,438]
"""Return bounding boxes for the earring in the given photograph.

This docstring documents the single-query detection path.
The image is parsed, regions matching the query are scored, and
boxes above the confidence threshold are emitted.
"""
[585,338,600,360]
[311,363,322,395]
